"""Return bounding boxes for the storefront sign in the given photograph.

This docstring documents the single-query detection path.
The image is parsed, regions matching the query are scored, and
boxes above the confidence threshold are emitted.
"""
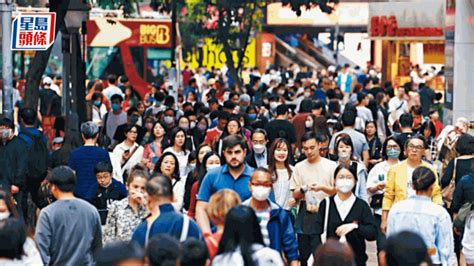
[369,0,445,39]
[370,16,443,37]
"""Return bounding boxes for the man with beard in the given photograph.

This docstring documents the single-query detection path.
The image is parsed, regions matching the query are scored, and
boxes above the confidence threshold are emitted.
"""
[195,134,254,235]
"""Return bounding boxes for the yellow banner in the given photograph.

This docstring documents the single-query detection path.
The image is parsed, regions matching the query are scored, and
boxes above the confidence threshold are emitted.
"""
[180,38,256,70]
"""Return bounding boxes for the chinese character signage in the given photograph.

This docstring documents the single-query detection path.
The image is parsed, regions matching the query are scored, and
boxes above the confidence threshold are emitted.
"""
[11,12,56,51]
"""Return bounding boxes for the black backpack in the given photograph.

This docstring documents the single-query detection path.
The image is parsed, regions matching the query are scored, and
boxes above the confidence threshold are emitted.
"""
[21,130,49,179]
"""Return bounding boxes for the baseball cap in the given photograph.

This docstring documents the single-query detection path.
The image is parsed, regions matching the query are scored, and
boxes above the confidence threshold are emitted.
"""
[43,76,53,85]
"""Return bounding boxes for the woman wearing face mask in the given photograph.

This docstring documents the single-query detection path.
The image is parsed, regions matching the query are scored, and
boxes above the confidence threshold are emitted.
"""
[314,164,377,266]
[142,121,168,171]
[191,116,209,148]
[188,151,222,219]
[139,116,155,145]
[183,144,212,212]
[0,189,43,264]
[334,135,369,203]
[153,152,184,211]
[161,108,177,131]
[163,127,190,180]
[91,92,107,127]
[366,136,402,260]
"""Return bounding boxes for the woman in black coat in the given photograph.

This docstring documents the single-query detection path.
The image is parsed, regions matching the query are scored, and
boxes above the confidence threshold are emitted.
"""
[314,163,377,266]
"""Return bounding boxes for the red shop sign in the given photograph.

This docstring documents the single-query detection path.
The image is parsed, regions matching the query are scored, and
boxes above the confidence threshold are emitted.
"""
[370,16,443,37]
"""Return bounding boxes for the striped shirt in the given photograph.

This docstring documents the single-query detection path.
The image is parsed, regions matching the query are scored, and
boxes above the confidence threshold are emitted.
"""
[255,207,271,247]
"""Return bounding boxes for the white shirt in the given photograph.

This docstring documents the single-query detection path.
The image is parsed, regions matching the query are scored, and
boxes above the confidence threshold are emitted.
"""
[163,147,190,179]
[367,161,394,215]
[50,83,61,96]
[406,165,416,197]
[334,193,357,221]
[103,85,124,101]
[388,96,408,125]
[463,212,474,264]
[111,142,144,182]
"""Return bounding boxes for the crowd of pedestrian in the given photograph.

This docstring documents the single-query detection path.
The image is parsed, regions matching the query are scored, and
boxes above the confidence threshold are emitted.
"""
[0,62,473,266]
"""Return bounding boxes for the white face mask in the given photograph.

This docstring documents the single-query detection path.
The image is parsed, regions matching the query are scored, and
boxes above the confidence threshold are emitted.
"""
[336,179,354,193]
[304,92,311,98]
[338,151,351,161]
[0,211,10,220]
[305,120,313,129]
[252,186,271,201]
[206,164,220,171]
[190,121,196,129]
[253,144,266,154]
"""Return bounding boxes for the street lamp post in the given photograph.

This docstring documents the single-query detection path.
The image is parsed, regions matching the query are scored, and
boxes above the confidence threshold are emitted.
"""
[62,0,89,147]
[1,0,13,119]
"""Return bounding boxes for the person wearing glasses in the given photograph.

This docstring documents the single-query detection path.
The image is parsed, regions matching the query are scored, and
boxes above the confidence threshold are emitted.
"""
[380,135,442,234]
[111,124,144,182]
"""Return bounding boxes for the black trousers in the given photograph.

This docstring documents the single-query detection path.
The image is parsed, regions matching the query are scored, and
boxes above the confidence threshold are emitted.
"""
[374,213,386,253]
[298,234,320,266]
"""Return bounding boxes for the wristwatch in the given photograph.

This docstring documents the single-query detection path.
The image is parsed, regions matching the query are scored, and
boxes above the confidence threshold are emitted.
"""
[300,185,308,194]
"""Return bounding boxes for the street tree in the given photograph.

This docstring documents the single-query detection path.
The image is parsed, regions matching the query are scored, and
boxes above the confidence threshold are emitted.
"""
[156,0,337,86]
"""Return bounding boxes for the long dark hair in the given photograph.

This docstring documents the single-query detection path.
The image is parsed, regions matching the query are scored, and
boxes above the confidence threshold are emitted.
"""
[153,151,180,181]
[217,205,264,266]
[268,138,292,181]
[197,151,222,192]
[193,143,213,179]
[219,117,243,140]
[168,127,188,152]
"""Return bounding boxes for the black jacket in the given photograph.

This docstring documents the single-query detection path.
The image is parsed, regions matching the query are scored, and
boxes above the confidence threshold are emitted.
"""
[86,179,128,225]
[245,150,269,169]
[0,136,28,191]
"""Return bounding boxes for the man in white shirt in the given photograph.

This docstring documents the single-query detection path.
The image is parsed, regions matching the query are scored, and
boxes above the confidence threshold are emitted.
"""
[356,92,374,125]
[291,131,337,265]
[388,87,409,128]
[102,74,124,101]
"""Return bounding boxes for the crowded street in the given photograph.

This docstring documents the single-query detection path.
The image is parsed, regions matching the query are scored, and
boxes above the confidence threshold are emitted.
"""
[0,0,473,265]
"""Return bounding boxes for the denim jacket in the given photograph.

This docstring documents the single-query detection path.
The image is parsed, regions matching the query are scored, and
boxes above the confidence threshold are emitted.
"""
[387,195,455,265]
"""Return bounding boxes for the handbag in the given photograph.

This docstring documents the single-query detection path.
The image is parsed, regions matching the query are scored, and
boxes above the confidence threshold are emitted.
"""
[321,197,330,243]
[442,158,457,208]
[370,194,384,209]
[454,202,473,230]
